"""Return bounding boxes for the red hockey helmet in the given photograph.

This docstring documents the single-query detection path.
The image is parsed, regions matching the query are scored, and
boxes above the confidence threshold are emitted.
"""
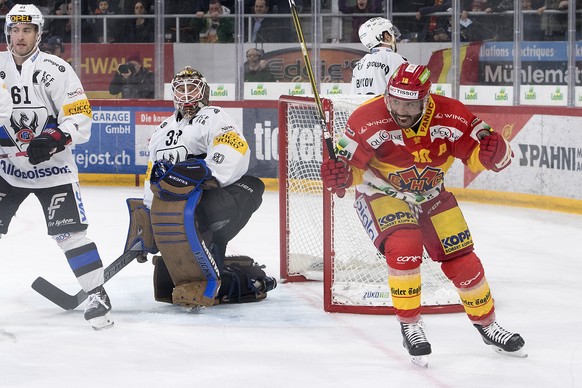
[385,63,432,128]
[386,63,432,101]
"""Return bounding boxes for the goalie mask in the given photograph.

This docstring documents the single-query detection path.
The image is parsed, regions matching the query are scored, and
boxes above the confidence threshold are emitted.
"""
[5,4,44,56]
[171,66,210,121]
[358,17,400,51]
[385,63,432,129]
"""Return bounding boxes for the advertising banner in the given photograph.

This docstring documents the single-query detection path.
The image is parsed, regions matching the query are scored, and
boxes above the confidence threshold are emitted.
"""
[82,103,279,178]
[63,43,174,98]
[75,105,173,174]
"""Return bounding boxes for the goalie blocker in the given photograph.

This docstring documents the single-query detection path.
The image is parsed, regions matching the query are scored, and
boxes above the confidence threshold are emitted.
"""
[125,158,275,307]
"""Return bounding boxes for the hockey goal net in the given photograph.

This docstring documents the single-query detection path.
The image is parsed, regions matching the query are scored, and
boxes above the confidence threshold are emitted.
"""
[278,95,462,314]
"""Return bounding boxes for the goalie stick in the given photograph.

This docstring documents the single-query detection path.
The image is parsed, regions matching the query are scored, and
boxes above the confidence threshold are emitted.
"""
[288,0,337,160]
[31,242,145,310]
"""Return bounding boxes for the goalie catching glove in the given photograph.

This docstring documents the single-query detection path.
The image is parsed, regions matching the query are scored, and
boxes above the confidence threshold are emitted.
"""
[321,158,353,198]
[28,127,71,165]
[478,131,513,172]
[150,158,218,201]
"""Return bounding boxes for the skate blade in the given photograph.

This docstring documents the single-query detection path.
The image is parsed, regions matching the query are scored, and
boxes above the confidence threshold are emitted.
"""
[493,346,528,358]
[411,355,429,368]
[89,312,114,331]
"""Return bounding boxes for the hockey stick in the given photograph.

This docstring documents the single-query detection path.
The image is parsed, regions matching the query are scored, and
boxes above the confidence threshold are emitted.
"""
[0,151,27,159]
[31,242,145,310]
[288,0,336,160]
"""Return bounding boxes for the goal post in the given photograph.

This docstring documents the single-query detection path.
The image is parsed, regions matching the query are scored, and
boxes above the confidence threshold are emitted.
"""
[278,95,463,315]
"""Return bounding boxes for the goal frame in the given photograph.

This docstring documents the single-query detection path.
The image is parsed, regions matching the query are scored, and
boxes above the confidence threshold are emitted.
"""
[278,95,463,315]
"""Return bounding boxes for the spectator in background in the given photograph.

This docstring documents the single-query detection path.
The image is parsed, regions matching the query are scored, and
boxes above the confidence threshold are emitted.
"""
[537,0,567,40]
[0,0,15,42]
[119,0,154,42]
[109,51,155,99]
[94,0,117,43]
[47,1,70,41]
[392,2,421,42]
[244,48,276,82]
[48,1,95,42]
[120,0,149,14]
[40,35,66,58]
[190,0,234,43]
[164,0,203,42]
[485,0,544,41]
[0,0,14,15]
[484,0,516,41]
[521,0,544,41]
[415,0,452,42]
[247,0,293,43]
[339,0,383,43]
[244,0,303,13]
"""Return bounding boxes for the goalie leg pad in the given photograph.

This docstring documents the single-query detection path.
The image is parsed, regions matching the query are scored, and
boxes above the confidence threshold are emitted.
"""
[151,190,220,307]
[217,255,277,304]
[124,198,158,256]
[173,281,219,307]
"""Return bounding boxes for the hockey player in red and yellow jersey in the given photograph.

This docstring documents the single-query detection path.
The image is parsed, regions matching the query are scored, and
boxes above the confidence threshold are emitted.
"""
[321,63,526,367]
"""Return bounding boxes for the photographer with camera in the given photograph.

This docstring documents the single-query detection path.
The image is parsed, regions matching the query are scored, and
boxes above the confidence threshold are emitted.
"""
[108,51,154,99]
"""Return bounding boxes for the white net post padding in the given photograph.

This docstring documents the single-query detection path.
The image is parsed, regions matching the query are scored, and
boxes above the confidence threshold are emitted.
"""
[279,95,462,314]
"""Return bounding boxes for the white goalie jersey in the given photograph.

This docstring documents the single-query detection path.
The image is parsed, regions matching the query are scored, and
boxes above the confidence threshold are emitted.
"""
[0,50,93,189]
[143,105,250,208]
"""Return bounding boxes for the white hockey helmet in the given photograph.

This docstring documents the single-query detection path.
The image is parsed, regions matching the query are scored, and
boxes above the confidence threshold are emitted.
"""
[358,17,400,50]
[5,4,44,47]
[171,66,210,120]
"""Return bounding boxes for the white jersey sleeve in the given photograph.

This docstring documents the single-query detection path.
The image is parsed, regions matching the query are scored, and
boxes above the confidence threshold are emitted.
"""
[143,106,250,208]
[350,48,407,95]
[0,50,92,189]
[0,79,13,131]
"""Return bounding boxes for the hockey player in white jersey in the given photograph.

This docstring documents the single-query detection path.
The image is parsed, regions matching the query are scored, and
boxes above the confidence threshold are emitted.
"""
[0,4,113,329]
[350,17,407,95]
[141,66,274,307]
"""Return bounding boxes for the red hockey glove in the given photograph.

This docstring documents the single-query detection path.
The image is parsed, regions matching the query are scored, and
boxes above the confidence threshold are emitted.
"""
[28,127,71,165]
[478,131,513,172]
[321,158,353,198]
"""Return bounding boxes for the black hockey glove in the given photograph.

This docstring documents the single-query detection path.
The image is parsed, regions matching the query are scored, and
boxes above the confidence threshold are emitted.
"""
[28,127,71,165]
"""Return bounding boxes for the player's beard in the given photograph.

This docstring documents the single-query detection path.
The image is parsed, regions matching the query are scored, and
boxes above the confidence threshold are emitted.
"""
[9,37,39,59]
[390,111,422,129]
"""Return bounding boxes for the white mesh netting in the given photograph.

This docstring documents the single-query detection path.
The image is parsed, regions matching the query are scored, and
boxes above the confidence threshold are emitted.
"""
[281,95,461,309]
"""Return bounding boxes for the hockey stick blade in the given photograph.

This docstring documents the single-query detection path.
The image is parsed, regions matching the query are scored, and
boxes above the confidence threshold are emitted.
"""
[31,243,144,310]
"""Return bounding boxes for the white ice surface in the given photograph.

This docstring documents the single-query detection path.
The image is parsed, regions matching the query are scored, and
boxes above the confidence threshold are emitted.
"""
[1,186,581,387]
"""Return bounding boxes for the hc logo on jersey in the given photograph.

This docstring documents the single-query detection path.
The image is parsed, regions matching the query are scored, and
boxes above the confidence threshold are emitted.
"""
[11,111,39,144]
[388,166,444,193]
[47,193,68,220]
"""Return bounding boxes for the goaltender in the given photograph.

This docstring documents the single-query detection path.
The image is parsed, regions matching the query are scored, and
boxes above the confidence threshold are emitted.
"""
[125,66,275,307]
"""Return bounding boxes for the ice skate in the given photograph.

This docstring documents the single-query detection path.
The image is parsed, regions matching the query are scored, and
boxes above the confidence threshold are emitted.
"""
[400,321,432,368]
[474,321,527,358]
[84,286,114,330]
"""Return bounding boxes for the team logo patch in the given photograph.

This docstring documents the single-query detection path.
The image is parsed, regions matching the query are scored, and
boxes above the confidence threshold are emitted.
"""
[63,99,92,117]
[213,131,248,155]
[387,166,444,193]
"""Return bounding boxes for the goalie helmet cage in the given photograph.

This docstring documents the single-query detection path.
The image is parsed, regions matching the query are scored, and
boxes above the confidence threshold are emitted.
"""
[278,95,463,315]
